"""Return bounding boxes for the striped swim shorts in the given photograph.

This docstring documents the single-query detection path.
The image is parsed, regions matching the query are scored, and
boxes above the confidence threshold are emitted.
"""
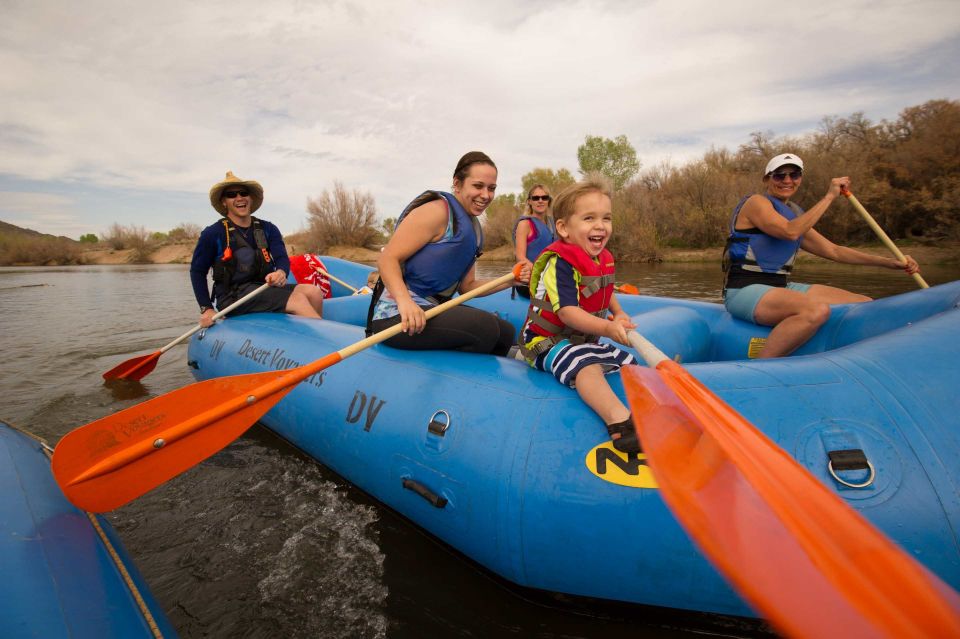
[533,339,636,388]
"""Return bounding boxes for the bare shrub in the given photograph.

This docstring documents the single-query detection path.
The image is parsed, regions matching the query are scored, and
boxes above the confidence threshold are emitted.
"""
[102,223,127,249]
[100,223,154,262]
[168,223,202,242]
[0,235,83,265]
[305,182,379,252]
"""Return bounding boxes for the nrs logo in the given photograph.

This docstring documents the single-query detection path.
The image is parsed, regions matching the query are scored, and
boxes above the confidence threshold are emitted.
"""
[585,442,659,489]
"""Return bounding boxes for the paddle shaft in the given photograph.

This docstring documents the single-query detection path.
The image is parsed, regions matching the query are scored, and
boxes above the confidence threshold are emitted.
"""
[73,270,519,484]
[628,331,668,366]
[158,283,272,355]
[842,190,929,289]
[313,266,358,293]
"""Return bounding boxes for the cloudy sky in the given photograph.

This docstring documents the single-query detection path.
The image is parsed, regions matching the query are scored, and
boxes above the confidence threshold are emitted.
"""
[2,0,959,239]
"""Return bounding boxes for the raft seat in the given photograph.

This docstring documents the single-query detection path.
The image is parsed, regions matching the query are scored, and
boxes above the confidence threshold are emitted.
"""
[629,307,712,364]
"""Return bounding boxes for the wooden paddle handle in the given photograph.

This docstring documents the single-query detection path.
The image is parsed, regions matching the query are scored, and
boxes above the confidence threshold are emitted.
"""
[159,283,272,354]
[335,268,521,361]
[313,266,358,293]
[628,331,669,368]
[841,190,929,289]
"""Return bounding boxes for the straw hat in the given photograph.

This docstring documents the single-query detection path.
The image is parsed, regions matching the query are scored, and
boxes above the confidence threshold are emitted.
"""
[209,171,264,215]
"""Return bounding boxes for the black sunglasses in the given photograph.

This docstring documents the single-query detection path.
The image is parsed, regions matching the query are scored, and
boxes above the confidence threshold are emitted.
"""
[770,170,802,182]
[529,195,551,202]
[223,190,250,199]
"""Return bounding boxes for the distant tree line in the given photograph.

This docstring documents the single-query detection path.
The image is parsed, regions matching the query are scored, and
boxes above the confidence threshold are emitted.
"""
[612,98,960,260]
[0,221,203,265]
[301,100,960,262]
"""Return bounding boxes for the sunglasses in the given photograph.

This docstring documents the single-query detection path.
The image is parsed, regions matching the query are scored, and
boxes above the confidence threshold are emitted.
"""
[223,190,250,199]
[770,170,802,182]
[529,195,551,202]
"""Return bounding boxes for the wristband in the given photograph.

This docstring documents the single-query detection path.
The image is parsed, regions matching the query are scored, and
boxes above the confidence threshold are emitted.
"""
[200,305,212,313]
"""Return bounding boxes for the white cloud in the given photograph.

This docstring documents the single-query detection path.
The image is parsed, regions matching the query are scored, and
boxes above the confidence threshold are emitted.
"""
[2,0,958,237]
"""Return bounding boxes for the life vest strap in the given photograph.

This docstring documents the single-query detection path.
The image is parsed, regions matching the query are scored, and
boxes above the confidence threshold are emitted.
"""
[580,273,616,298]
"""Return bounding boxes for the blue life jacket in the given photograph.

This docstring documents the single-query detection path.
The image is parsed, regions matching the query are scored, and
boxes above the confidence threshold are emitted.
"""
[398,191,483,301]
[723,194,803,290]
[513,215,555,262]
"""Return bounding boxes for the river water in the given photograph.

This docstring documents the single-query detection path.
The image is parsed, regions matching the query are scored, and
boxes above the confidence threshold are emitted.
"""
[2,260,957,638]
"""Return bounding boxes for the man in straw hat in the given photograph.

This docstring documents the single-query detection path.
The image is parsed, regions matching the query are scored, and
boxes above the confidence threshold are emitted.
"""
[722,153,919,358]
[189,171,323,326]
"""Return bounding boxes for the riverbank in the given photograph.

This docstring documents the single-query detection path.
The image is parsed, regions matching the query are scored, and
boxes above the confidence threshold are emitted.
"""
[76,241,960,266]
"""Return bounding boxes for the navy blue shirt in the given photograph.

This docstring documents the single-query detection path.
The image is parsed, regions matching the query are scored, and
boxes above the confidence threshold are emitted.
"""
[189,217,291,308]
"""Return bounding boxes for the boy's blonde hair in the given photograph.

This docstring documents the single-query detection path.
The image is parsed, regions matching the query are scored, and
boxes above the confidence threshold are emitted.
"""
[552,173,613,222]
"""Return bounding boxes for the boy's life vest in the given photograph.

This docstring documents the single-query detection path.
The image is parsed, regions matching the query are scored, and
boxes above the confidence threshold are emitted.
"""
[513,215,555,262]
[364,191,483,335]
[520,241,616,359]
[722,194,804,291]
[212,217,274,303]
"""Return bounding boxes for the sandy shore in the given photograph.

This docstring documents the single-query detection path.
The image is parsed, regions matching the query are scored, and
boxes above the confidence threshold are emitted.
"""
[80,241,959,266]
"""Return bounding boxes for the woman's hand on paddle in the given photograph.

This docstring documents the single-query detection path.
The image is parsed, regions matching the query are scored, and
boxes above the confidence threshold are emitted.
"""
[397,297,426,335]
[825,176,851,201]
[265,270,287,287]
[888,254,920,274]
[199,308,216,328]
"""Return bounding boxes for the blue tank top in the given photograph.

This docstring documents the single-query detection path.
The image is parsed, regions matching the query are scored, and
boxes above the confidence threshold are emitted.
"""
[513,215,555,262]
[372,191,483,320]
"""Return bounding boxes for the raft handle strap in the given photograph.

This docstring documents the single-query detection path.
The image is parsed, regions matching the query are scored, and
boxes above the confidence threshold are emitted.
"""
[402,477,448,508]
[427,410,451,437]
[827,449,875,489]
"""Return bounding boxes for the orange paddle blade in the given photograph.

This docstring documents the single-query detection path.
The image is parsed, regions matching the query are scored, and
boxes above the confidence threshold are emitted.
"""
[102,350,161,381]
[615,283,640,295]
[57,270,518,513]
[621,362,960,638]
[53,367,309,512]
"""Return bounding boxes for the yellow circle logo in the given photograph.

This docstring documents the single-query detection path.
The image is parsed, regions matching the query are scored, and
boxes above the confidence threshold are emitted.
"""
[585,442,659,489]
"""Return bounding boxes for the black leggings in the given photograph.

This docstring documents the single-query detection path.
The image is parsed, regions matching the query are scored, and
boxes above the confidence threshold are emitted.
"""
[371,305,515,356]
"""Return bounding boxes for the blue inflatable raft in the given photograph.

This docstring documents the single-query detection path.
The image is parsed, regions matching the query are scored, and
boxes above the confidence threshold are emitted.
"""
[187,257,960,618]
[0,421,177,638]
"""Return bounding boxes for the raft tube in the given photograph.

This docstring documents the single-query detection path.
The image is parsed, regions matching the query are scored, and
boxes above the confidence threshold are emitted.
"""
[191,257,960,617]
[0,421,177,638]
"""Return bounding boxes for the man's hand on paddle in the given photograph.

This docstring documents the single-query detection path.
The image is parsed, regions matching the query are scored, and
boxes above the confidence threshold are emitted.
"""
[265,270,287,287]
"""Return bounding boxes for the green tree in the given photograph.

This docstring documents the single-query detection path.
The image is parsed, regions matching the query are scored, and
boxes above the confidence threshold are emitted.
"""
[576,134,640,190]
[482,193,522,249]
[521,168,576,198]
[79,233,98,243]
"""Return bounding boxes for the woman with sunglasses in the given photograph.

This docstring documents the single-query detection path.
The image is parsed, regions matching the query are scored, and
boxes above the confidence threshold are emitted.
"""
[512,185,556,298]
[190,171,324,328]
[722,153,920,358]
[369,151,530,355]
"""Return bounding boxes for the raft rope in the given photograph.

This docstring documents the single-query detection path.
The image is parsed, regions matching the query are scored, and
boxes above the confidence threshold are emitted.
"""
[79,510,164,639]
[4,420,166,639]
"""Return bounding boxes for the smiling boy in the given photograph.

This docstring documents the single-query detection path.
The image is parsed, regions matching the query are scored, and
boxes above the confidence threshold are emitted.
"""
[519,174,640,454]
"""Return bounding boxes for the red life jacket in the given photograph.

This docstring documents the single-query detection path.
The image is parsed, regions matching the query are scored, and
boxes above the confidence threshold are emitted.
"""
[521,241,616,358]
